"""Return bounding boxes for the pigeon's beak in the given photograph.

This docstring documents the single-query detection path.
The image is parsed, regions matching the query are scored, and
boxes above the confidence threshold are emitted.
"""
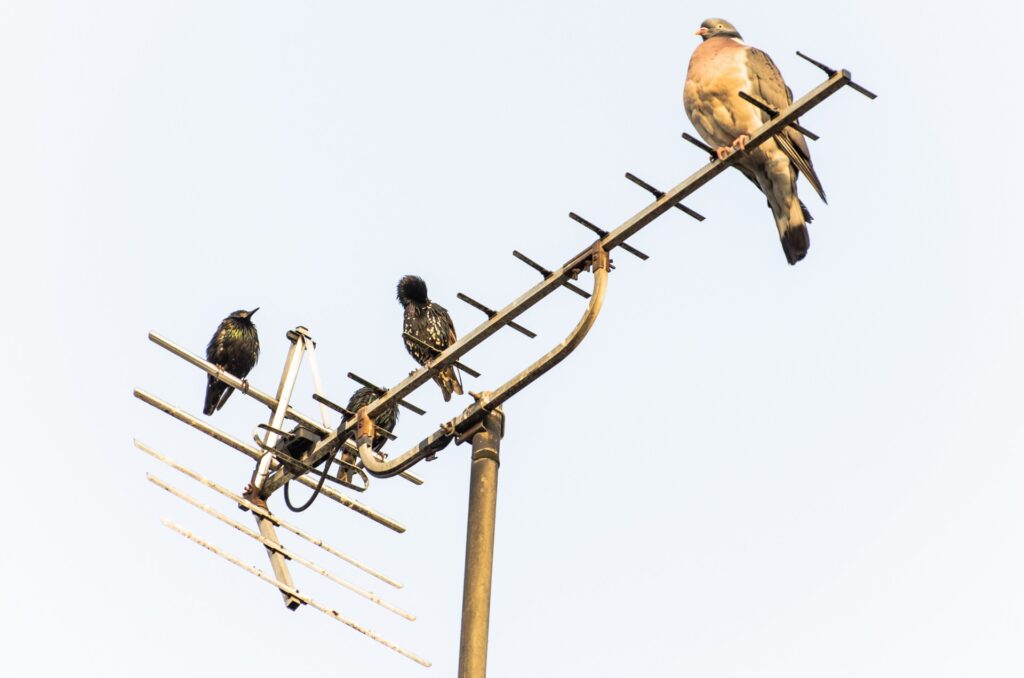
[249,307,260,317]
[695,27,708,36]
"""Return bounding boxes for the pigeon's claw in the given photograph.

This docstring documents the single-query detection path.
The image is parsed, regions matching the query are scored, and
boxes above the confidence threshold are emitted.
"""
[715,146,732,161]
[731,134,750,153]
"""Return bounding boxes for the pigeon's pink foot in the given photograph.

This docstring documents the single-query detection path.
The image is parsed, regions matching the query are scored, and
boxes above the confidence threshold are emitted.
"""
[730,134,750,153]
[715,146,733,161]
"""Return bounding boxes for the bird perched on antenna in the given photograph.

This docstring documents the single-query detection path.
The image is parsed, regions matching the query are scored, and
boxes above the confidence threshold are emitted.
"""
[345,386,399,455]
[684,17,827,264]
[203,308,260,415]
[397,275,463,401]
[337,385,399,481]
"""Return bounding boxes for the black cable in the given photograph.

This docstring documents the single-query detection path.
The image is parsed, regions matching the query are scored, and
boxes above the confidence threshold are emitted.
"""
[283,451,333,513]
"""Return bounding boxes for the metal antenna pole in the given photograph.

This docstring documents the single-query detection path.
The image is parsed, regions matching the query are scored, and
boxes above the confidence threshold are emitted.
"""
[246,327,310,609]
[457,404,505,678]
[251,328,309,492]
[136,54,874,669]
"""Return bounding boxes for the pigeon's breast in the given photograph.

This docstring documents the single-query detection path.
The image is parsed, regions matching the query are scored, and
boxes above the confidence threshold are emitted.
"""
[685,38,751,100]
[684,38,759,145]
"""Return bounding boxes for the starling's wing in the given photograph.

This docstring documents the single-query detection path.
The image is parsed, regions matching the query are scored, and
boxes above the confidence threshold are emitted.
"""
[204,373,228,415]
[249,329,260,369]
[435,304,464,396]
[214,385,235,412]
[747,46,826,203]
[203,320,232,415]
[402,310,426,365]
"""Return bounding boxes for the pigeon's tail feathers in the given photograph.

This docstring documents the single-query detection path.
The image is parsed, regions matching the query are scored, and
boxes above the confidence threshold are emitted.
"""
[780,222,810,265]
[799,199,813,224]
[775,133,827,204]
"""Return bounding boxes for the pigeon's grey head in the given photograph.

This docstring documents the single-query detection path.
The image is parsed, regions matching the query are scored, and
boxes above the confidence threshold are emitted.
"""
[696,18,742,41]
[230,307,259,320]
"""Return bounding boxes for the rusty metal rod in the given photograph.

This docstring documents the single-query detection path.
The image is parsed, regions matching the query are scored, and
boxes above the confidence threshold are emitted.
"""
[568,212,649,260]
[796,51,876,99]
[148,331,324,432]
[252,330,306,499]
[307,394,422,484]
[681,132,715,157]
[148,474,415,620]
[277,68,857,482]
[625,173,706,221]
[456,408,504,678]
[311,394,398,441]
[347,372,426,416]
[148,332,422,484]
[134,440,403,588]
[737,90,819,140]
[161,519,431,667]
[133,389,407,533]
[402,332,481,378]
[351,245,609,479]
[249,426,367,494]
[457,293,537,339]
[512,251,591,299]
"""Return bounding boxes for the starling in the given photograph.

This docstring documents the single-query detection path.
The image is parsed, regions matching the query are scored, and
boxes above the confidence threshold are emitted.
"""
[203,308,260,415]
[344,385,399,455]
[397,275,463,402]
[337,385,399,481]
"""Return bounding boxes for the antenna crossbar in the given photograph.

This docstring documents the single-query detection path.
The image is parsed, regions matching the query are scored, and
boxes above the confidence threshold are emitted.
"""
[161,519,431,667]
[134,389,407,533]
[264,67,857,486]
[149,474,414,619]
[135,440,403,587]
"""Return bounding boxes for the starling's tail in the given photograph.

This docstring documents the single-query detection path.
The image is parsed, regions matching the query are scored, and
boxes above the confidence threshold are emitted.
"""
[434,376,452,402]
[449,365,464,397]
[203,374,234,415]
[435,366,463,402]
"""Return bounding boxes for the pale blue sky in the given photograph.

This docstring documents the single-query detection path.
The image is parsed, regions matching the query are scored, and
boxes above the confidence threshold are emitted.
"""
[2,1,1023,676]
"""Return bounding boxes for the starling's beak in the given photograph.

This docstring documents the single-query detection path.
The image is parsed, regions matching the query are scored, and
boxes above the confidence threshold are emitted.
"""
[695,27,708,36]
[249,307,260,317]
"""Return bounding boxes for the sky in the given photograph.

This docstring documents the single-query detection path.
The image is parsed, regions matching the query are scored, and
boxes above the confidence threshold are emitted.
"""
[2,1,1023,676]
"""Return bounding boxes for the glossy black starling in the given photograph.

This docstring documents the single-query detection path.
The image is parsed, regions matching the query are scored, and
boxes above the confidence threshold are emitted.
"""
[203,308,260,415]
[344,385,399,454]
[398,275,463,402]
[336,386,399,481]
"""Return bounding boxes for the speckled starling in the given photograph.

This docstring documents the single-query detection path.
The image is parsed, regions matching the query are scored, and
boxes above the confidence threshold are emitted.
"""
[344,385,399,454]
[397,275,463,402]
[336,385,399,481]
[203,308,260,415]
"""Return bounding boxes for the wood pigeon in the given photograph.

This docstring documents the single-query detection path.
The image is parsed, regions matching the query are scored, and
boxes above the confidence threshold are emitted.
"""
[684,18,826,265]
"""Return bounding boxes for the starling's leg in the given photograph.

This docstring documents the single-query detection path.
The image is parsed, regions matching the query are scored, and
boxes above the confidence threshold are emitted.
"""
[240,378,250,394]
[337,450,355,483]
